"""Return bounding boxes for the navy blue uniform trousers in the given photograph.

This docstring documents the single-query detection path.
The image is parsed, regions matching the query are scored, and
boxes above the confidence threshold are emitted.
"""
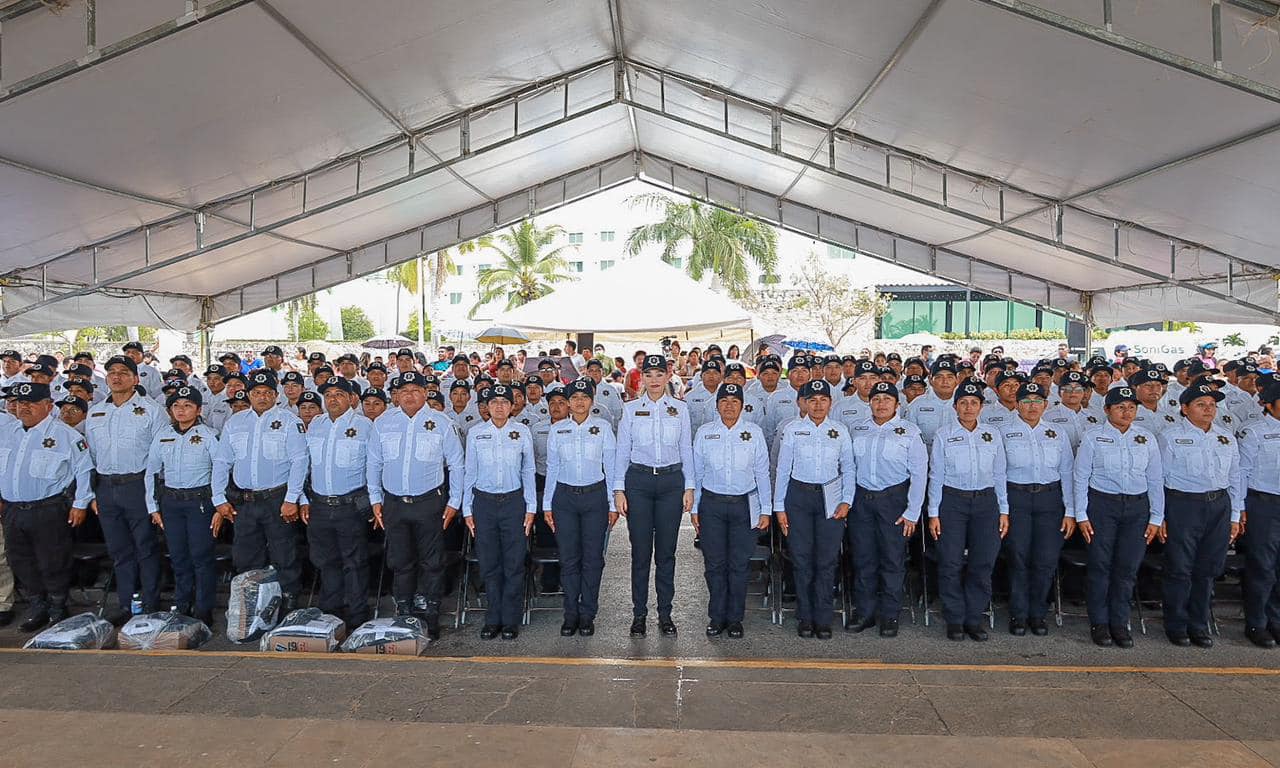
[1244,490,1280,629]
[936,487,1000,627]
[159,490,217,615]
[624,466,684,619]
[551,480,609,622]
[1085,489,1148,628]
[97,475,162,609]
[849,481,910,622]
[472,489,527,627]
[306,498,370,625]
[698,492,755,624]
[1162,488,1230,635]
[1006,482,1066,621]
[785,480,844,626]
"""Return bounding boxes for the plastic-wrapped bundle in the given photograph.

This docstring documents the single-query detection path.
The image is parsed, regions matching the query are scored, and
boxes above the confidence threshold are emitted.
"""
[119,611,212,651]
[226,567,282,643]
[341,616,431,656]
[259,608,347,653]
[24,613,116,651]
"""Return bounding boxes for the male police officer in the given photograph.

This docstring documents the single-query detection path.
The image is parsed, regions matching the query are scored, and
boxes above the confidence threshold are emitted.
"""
[463,383,537,640]
[1239,382,1280,647]
[615,354,694,637]
[121,341,162,399]
[1001,382,1075,636]
[366,371,463,639]
[0,382,93,631]
[211,369,309,614]
[303,378,375,630]
[903,358,960,448]
[1073,386,1164,648]
[1158,382,1243,647]
[85,354,165,622]
[846,381,926,637]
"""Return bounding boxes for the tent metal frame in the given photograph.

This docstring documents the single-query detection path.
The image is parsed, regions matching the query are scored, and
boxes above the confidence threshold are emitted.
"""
[2,0,1279,328]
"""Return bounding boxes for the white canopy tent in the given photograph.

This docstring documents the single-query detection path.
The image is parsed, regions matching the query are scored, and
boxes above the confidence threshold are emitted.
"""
[0,0,1278,339]
[493,257,752,340]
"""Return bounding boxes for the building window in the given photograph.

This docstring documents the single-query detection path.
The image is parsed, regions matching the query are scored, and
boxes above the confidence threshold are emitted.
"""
[599,230,615,242]
[827,243,856,260]
[478,264,491,274]
[669,257,683,268]
[758,274,780,285]
[452,264,463,276]
[568,232,584,244]
[449,293,462,305]
[599,260,615,270]
[570,261,584,273]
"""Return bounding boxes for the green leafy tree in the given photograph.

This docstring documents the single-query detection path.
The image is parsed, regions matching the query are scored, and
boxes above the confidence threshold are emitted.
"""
[1223,332,1246,347]
[383,237,490,342]
[625,192,779,299]
[469,220,575,318]
[340,306,375,341]
[297,307,328,340]
[400,312,432,340]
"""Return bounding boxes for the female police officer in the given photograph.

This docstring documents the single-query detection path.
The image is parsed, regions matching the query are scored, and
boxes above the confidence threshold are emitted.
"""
[691,382,771,639]
[927,380,1008,642]
[543,378,617,637]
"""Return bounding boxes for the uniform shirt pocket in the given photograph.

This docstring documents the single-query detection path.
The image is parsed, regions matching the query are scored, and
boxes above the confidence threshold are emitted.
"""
[261,433,287,461]
[660,416,681,443]
[380,433,402,460]
[28,448,67,480]
[230,432,250,460]
[335,439,364,468]
[414,432,442,462]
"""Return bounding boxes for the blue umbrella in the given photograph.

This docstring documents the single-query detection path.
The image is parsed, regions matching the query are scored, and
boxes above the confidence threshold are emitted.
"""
[786,340,835,352]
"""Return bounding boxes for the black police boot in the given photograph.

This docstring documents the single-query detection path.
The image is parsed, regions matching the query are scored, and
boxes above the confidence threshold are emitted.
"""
[19,598,49,633]
[1009,618,1027,636]
[727,622,744,639]
[561,618,579,637]
[946,623,965,641]
[280,593,298,616]
[658,617,677,636]
[1270,624,1280,645]
[395,599,413,617]
[0,609,13,627]
[196,609,216,628]
[629,616,646,637]
[1188,630,1214,649]
[103,605,131,627]
[1110,625,1134,649]
[1166,630,1192,647]
[963,623,989,642]
[797,621,815,638]
[1028,617,1049,636]
[814,624,833,640]
[501,625,519,640]
[480,624,501,640]
[846,612,876,633]
[1247,626,1277,649]
[578,619,595,637]
[1090,624,1114,647]
[46,596,68,625]
[424,613,441,642]
[879,618,899,638]
[412,594,431,621]
[705,621,725,637]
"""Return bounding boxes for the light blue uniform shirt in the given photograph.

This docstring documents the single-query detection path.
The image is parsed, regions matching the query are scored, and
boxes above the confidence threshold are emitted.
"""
[1072,422,1164,524]
[365,405,463,507]
[764,385,803,441]
[772,415,857,513]
[544,415,618,512]
[692,416,772,526]
[84,392,164,475]
[1159,419,1244,522]
[1041,404,1087,450]
[740,389,767,427]
[136,362,163,399]
[1239,415,1280,496]
[614,393,694,491]
[979,401,1018,430]
[927,422,1009,518]
[685,383,717,435]
[144,422,220,514]
[849,415,928,523]
[0,414,93,507]
[462,419,536,518]
[1132,402,1179,439]
[211,406,309,506]
[305,409,374,497]
[901,390,957,447]
[1000,416,1074,517]
[834,394,872,431]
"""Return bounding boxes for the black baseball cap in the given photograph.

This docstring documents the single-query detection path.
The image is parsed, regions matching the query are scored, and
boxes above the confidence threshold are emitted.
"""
[716,383,743,402]
[1179,382,1225,406]
[104,355,138,375]
[361,387,389,402]
[165,386,202,408]
[1105,387,1139,408]
[246,370,278,391]
[642,354,666,372]
[298,390,322,406]
[870,381,899,399]
[569,379,596,398]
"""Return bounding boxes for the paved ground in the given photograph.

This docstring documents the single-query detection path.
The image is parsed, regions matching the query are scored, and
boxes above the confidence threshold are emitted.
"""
[2,520,1279,765]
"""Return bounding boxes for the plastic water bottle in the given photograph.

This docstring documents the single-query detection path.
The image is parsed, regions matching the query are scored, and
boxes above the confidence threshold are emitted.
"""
[130,592,143,615]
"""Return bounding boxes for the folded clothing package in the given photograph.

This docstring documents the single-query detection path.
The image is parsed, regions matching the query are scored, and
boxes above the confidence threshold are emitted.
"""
[341,616,431,656]
[119,611,212,651]
[226,567,282,643]
[24,613,116,651]
[259,608,347,653]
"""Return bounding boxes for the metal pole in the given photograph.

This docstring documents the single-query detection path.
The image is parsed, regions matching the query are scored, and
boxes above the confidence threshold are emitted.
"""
[417,254,426,349]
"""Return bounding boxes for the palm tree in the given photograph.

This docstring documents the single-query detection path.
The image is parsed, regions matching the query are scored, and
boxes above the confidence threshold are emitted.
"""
[469,220,575,318]
[384,237,491,344]
[625,192,779,299]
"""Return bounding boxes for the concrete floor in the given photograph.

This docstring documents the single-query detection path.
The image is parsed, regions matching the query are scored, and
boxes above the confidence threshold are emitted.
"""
[2,520,1279,766]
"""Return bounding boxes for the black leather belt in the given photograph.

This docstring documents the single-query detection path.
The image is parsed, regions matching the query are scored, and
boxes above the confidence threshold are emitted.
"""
[788,479,829,493]
[163,485,211,501]
[558,480,606,495]
[99,471,144,485]
[630,462,682,475]
[702,490,748,503]
[1008,481,1061,494]
[474,489,522,503]
[311,490,366,506]
[1248,489,1280,502]
[942,486,995,499]
[386,486,443,505]
[1088,488,1147,502]
[856,481,909,500]
[237,484,288,503]
[6,493,69,512]
[1166,487,1229,502]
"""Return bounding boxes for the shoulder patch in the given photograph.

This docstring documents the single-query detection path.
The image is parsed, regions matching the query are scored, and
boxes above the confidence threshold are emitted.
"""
[75,439,87,451]
[296,422,305,433]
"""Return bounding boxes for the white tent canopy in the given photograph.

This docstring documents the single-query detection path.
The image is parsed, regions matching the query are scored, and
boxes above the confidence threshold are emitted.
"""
[1,0,1278,336]
[493,257,751,340]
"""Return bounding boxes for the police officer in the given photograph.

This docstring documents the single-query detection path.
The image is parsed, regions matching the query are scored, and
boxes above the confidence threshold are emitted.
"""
[690,382,771,639]
[544,378,617,637]
[765,356,809,442]
[927,381,1008,641]
[361,386,389,422]
[0,349,25,388]
[846,381,927,637]
[302,378,374,630]
[581,360,622,427]
[980,370,1022,429]
[686,359,722,434]
[143,386,220,626]
[366,371,462,640]
[211,369,309,614]
[1001,382,1075,636]
[0,382,93,631]
[1240,382,1280,647]
[903,358,960,448]
[835,359,878,428]
[1159,382,1243,647]
[614,354,694,636]
[1072,385,1164,648]
[84,354,165,622]
[121,341,162,399]
[463,383,537,640]
[774,378,856,639]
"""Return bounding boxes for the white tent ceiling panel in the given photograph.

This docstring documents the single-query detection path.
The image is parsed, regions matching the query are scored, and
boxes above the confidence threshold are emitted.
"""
[1,0,91,84]
[0,285,203,336]
[634,112,804,195]
[117,236,326,296]
[855,0,1280,202]
[622,0,937,123]
[0,162,173,272]
[265,0,614,129]
[0,3,395,210]
[957,229,1142,291]
[1093,275,1279,326]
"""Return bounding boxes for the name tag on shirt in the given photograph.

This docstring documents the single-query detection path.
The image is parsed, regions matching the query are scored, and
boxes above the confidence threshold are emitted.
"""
[476,434,492,440]
[1095,437,1114,443]
[90,413,106,418]
[159,438,175,443]
[1175,439,1194,445]
[919,407,935,412]
[705,434,720,439]
[1005,432,1023,438]
[556,429,572,434]
[636,411,650,416]
[947,436,964,443]
[853,425,869,431]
